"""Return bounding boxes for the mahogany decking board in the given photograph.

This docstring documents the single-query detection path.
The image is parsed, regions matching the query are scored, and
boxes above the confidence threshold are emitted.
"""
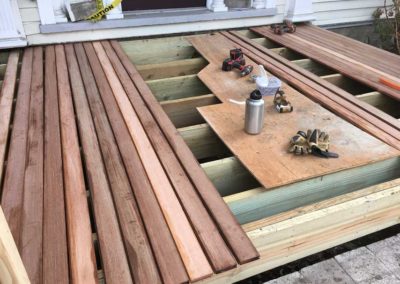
[189,34,399,189]
[82,42,188,284]
[43,45,69,284]
[1,48,33,248]
[111,40,260,265]
[65,44,132,284]
[219,32,400,150]
[0,50,19,185]
[55,45,98,284]
[74,42,162,284]
[20,46,44,284]
[251,26,400,101]
[101,40,237,273]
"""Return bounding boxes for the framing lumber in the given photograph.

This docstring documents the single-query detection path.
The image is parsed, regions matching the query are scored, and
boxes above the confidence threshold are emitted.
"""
[270,47,305,60]
[102,40,237,273]
[55,45,98,284]
[93,41,213,281]
[43,45,69,284]
[161,94,219,128]
[65,44,132,283]
[82,42,189,284]
[321,73,372,95]
[20,46,44,284]
[291,58,335,76]
[0,53,9,65]
[111,39,260,265]
[0,206,30,284]
[1,48,33,248]
[146,74,210,101]
[137,57,208,80]
[178,123,231,160]
[356,92,400,117]
[0,51,19,185]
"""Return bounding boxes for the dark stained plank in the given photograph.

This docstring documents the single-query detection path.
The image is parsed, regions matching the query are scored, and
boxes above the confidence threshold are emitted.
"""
[110,40,260,264]
[82,42,189,284]
[0,50,19,185]
[43,45,69,284]
[73,42,161,284]
[64,44,132,284]
[102,40,237,273]
[20,46,44,284]
[55,44,98,284]
[1,48,33,248]
[93,41,212,282]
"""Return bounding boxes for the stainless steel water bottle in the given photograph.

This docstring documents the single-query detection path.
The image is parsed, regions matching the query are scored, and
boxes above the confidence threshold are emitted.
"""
[245,90,265,134]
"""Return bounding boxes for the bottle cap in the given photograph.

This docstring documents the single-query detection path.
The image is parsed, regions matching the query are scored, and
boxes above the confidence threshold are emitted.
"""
[250,89,262,100]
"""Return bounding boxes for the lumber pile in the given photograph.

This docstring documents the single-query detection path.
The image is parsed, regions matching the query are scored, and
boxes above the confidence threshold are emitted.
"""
[250,25,400,100]
[220,30,400,151]
[0,43,258,283]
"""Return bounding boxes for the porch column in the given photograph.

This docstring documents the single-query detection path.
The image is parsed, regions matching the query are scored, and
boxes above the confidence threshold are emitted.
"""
[103,0,124,19]
[0,0,26,48]
[284,0,314,22]
[206,0,228,12]
[53,0,68,23]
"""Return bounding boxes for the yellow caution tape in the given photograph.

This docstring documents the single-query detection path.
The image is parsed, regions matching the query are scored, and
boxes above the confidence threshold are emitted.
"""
[87,0,122,22]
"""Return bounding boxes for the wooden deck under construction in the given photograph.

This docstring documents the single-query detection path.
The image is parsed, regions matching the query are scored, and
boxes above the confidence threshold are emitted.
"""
[1,25,400,284]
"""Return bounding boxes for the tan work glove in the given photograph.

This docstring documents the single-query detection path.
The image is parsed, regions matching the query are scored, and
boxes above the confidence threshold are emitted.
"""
[289,131,310,155]
[307,129,339,158]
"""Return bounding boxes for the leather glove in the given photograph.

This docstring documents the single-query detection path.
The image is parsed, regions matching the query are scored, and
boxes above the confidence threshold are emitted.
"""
[307,129,339,158]
[289,131,310,155]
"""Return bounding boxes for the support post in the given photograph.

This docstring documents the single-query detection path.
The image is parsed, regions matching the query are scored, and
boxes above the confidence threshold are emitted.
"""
[103,0,124,19]
[284,0,314,22]
[207,0,228,12]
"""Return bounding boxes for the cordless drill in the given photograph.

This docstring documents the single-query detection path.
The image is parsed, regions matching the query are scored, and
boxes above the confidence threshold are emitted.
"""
[222,48,253,77]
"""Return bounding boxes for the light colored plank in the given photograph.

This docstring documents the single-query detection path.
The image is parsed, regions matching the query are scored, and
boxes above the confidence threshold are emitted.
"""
[178,123,230,160]
[93,41,212,282]
[0,51,19,185]
[146,74,210,101]
[0,206,30,284]
[137,57,207,80]
[55,45,98,284]
[161,94,219,128]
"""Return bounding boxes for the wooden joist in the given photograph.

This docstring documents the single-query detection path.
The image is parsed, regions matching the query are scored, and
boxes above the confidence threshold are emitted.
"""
[221,31,400,150]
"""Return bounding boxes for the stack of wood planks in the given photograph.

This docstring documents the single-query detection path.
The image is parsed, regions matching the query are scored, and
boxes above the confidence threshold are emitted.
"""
[0,42,258,283]
[220,27,400,151]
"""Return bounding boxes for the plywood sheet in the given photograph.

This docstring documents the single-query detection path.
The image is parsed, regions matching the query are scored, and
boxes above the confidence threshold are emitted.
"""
[190,34,399,189]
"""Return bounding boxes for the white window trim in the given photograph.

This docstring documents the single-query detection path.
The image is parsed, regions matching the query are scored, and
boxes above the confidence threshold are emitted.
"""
[0,0,26,48]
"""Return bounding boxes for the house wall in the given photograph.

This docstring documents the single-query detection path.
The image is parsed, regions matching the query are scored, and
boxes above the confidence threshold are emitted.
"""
[17,0,385,45]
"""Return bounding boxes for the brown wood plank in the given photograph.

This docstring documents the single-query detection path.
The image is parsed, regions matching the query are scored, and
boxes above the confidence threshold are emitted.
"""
[20,46,44,284]
[251,26,400,101]
[228,31,400,135]
[43,45,69,284]
[102,40,237,273]
[110,40,260,265]
[82,42,188,284]
[219,32,400,150]
[65,44,132,284]
[73,42,161,284]
[1,48,33,248]
[92,41,213,282]
[0,50,19,185]
[55,44,98,284]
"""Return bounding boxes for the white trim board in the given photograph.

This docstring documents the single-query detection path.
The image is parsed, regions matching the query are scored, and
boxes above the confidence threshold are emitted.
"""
[40,7,277,33]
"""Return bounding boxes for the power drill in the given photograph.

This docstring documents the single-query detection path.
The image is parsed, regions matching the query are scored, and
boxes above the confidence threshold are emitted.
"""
[222,48,253,77]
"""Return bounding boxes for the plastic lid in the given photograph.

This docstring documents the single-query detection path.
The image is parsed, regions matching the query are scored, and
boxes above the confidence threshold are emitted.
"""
[250,90,262,100]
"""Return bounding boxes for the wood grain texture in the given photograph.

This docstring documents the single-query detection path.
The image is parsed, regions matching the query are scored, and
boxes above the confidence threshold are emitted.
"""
[218,32,400,150]
[92,41,213,282]
[1,48,32,248]
[102,40,237,273]
[251,26,400,101]
[43,45,69,284]
[74,42,161,284]
[0,206,30,284]
[20,46,44,284]
[55,44,98,284]
[82,42,188,284]
[64,44,132,284]
[0,51,19,185]
[111,40,259,265]
[190,34,399,189]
